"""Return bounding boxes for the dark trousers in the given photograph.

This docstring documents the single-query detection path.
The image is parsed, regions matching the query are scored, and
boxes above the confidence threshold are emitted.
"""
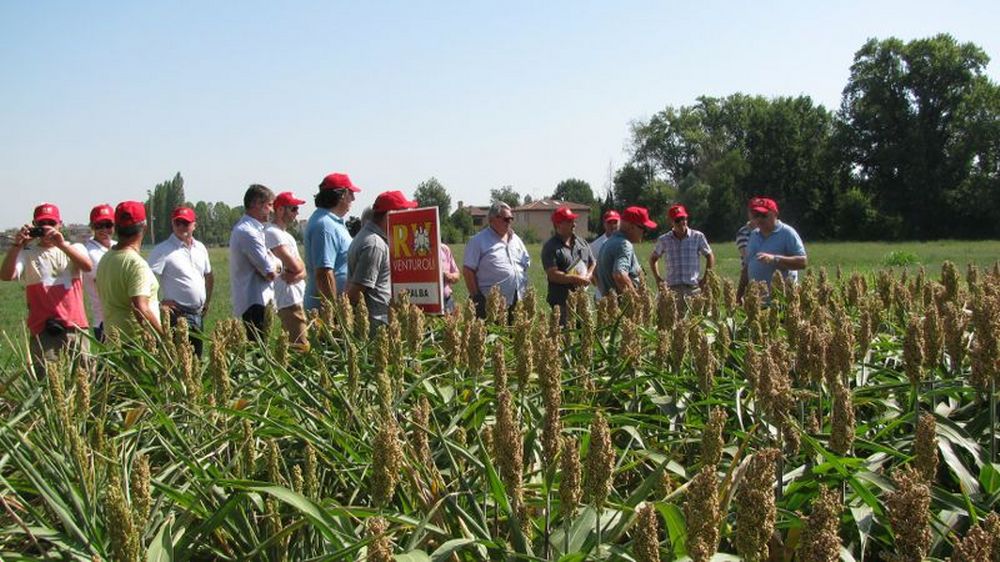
[242,304,269,342]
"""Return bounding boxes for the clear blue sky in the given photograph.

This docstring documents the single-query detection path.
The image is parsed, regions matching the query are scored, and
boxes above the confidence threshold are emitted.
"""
[2,1,998,229]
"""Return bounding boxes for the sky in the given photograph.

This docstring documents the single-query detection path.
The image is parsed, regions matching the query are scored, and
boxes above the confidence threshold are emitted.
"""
[2,1,998,229]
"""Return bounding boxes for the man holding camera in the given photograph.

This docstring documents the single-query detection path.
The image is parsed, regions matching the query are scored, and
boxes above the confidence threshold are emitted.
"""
[1,203,93,377]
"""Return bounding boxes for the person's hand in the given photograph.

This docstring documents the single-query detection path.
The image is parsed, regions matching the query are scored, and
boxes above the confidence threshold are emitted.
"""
[755,252,777,265]
[42,226,65,247]
[161,299,179,310]
[13,224,33,248]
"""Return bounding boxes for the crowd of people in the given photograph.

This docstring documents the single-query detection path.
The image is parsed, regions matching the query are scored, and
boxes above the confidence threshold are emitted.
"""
[2,172,807,376]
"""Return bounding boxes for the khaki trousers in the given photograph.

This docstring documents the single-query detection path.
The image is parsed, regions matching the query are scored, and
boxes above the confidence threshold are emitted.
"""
[277,304,308,346]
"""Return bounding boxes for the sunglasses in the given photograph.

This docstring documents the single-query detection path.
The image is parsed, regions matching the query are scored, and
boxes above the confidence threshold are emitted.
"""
[497,216,514,223]
[173,219,192,226]
[673,216,688,223]
[751,212,769,219]
[93,221,114,229]
[36,221,58,227]
[286,206,300,212]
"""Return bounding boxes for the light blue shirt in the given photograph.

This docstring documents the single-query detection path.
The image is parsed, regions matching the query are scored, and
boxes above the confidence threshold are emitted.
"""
[596,231,640,295]
[304,208,352,310]
[746,220,806,285]
[463,226,530,306]
[229,215,277,316]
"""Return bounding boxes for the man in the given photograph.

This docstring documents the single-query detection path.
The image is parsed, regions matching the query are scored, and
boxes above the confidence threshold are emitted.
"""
[147,206,213,355]
[230,184,280,339]
[649,204,714,302]
[738,196,808,301]
[304,172,359,311]
[596,206,656,295]
[97,201,162,339]
[347,190,418,331]
[1,203,92,377]
[462,202,530,319]
[541,206,595,324]
[81,204,115,340]
[266,191,309,347]
[589,210,620,300]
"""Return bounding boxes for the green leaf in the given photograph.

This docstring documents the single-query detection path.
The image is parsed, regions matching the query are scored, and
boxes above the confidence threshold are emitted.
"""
[146,517,174,562]
[979,463,1000,495]
[939,439,980,495]
[395,550,431,562]
[430,539,486,561]
[655,502,687,558]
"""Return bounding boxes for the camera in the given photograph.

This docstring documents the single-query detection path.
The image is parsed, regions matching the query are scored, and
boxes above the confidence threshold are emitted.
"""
[28,226,46,238]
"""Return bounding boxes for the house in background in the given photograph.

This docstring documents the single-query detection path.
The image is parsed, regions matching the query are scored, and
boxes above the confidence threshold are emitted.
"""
[455,202,489,228]
[513,199,591,241]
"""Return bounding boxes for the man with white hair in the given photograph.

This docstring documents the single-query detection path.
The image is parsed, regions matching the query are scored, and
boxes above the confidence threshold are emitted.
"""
[462,201,530,319]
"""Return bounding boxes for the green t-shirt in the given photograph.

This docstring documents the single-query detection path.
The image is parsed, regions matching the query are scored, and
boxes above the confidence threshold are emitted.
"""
[96,248,160,338]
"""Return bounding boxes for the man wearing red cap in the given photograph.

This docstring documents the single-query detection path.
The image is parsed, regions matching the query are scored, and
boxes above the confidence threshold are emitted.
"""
[147,206,214,355]
[595,206,656,295]
[304,172,359,311]
[738,196,807,301]
[347,190,418,331]
[649,204,714,302]
[81,203,115,340]
[1,203,93,377]
[266,192,309,347]
[589,210,620,300]
[97,201,163,338]
[542,206,595,324]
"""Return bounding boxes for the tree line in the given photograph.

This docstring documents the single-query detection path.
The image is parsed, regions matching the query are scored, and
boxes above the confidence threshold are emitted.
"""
[148,34,1000,245]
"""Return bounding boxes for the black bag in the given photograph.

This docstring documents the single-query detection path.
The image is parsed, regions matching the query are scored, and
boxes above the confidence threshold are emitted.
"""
[44,318,67,337]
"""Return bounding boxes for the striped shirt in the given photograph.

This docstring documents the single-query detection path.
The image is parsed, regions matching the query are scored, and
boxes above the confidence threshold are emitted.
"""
[736,223,752,264]
[651,228,712,287]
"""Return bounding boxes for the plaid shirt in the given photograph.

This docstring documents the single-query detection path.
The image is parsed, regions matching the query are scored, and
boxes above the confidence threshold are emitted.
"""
[651,228,712,286]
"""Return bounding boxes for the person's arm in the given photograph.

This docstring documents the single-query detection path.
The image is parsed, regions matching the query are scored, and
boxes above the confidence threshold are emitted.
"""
[545,266,588,286]
[271,244,306,283]
[130,295,163,335]
[51,229,92,272]
[316,268,337,301]
[239,230,278,281]
[648,253,663,285]
[758,254,807,270]
[737,263,749,303]
[0,225,31,281]
[203,272,214,313]
[462,266,480,296]
[346,281,365,303]
[612,270,635,293]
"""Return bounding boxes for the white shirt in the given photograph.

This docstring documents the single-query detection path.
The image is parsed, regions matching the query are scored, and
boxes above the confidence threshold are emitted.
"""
[79,237,112,326]
[229,215,277,316]
[147,234,212,311]
[265,225,305,309]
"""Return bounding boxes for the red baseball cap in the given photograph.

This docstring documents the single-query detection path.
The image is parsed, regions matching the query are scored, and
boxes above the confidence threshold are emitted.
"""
[90,204,114,224]
[115,201,147,227]
[373,190,418,213]
[622,206,657,230]
[319,172,361,193]
[33,203,61,223]
[668,204,689,220]
[749,197,779,215]
[551,206,579,224]
[603,210,621,223]
[171,207,196,222]
[274,191,306,209]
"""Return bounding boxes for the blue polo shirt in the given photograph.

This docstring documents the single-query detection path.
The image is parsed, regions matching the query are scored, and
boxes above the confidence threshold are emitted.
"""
[746,221,806,285]
[304,208,352,310]
[596,231,640,295]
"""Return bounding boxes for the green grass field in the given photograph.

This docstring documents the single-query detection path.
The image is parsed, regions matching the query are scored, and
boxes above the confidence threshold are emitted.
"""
[1,239,998,346]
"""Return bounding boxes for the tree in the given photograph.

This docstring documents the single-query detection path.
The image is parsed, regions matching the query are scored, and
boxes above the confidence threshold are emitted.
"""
[413,177,452,219]
[490,185,521,208]
[552,178,594,205]
[840,34,999,238]
[145,172,185,244]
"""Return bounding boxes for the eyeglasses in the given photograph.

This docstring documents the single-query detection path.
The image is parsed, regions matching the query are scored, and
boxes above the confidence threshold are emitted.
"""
[497,216,514,223]
[286,206,299,212]
[673,217,688,223]
[173,220,192,226]
[751,212,768,219]
[93,222,114,229]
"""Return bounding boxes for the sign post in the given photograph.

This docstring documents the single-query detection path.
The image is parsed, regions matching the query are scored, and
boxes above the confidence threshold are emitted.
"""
[387,206,443,314]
